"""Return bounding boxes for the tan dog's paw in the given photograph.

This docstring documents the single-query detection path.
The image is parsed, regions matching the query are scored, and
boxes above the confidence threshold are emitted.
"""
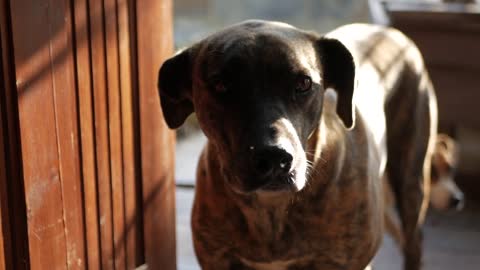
[430,134,464,210]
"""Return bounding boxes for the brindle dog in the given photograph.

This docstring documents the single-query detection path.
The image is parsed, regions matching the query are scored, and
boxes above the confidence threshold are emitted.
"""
[158,21,437,270]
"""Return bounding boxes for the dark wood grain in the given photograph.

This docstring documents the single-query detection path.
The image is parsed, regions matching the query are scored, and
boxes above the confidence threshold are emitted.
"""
[9,0,69,268]
[118,0,144,267]
[1,0,176,268]
[49,1,87,268]
[0,50,12,270]
[0,0,29,268]
[136,0,177,269]
[104,0,128,268]
[73,0,102,269]
[89,0,115,268]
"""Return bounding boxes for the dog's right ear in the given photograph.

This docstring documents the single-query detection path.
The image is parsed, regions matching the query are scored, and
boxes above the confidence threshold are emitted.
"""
[158,48,194,129]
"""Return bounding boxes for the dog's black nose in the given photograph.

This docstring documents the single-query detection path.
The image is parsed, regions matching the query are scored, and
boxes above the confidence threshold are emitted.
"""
[252,146,293,178]
[449,196,465,211]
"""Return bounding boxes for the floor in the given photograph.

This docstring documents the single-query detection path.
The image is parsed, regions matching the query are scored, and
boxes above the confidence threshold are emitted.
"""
[175,132,480,270]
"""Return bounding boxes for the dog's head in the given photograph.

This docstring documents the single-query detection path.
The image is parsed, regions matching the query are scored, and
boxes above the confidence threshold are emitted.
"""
[430,134,464,211]
[158,20,355,194]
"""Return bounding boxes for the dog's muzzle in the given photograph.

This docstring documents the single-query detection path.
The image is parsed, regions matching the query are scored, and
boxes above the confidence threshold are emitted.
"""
[243,143,305,193]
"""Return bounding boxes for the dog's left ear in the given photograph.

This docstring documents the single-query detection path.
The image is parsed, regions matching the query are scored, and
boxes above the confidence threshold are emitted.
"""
[158,48,195,129]
[316,38,356,129]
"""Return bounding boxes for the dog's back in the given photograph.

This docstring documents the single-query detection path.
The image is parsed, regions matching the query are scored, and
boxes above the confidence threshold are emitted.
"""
[326,23,435,167]
[328,24,438,270]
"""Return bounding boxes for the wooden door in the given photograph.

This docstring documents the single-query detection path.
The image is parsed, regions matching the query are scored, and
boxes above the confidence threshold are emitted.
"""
[0,0,176,269]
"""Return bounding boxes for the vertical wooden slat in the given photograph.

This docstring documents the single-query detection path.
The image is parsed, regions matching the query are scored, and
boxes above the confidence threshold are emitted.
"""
[0,66,12,270]
[9,0,69,268]
[117,0,143,267]
[104,0,127,268]
[89,0,115,268]
[136,0,176,269]
[9,0,87,268]
[49,0,87,268]
[0,0,29,268]
[128,0,146,264]
[0,21,13,269]
[73,0,102,269]
[0,219,6,270]
[0,154,7,270]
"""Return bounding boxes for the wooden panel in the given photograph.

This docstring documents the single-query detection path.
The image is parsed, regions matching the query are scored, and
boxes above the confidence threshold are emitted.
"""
[9,0,69,267]
[88,0,115,268]
[73,0,102,269]
[0,0,29,268]
[104,0,127,268]
[2,0,175,268]
[388,11,480,71]
[385,1,480,17]
[48,1,87,268]
[136,0,176,270]
[429,68,480,131]
[9,0,87,268]
[0,47,12,270]
[118,0,144,267]
[404,31,480,71]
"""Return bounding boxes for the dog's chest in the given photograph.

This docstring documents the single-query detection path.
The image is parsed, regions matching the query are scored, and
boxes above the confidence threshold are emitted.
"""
[233,210,316,269]
[226,183,381,268]
[239,256,312,270]
[239,205,304,253]
[233,203,355,264]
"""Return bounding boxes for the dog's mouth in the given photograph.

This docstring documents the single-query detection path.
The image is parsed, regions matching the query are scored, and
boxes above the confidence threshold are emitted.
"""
[226,159,308,195]
[258,170,305,193]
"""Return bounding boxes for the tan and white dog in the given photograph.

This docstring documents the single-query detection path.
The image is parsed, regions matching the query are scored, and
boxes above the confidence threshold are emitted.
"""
[430,134,464,210]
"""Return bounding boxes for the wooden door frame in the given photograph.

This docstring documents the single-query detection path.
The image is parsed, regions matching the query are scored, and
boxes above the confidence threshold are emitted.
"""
[0,0,176,269]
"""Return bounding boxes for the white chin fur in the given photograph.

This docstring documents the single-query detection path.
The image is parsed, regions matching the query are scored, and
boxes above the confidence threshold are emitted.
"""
[293,157,307,191]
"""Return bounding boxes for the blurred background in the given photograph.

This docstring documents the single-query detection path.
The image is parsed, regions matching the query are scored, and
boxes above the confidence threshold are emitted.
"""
[173,0,370,49]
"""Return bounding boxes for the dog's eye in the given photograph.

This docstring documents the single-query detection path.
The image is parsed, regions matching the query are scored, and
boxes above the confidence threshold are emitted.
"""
[215,81,227,93]
[295,75,312,94]
[211,77,228,94]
